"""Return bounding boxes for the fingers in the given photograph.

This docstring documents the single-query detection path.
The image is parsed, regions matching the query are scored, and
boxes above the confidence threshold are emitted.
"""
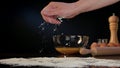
[40,2,65,24]
[46,16,61,24]
[41,10,62,24]
[41,14,61,24]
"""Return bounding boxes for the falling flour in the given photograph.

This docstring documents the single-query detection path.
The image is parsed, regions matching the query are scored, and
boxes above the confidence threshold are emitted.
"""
[0,57,120,68]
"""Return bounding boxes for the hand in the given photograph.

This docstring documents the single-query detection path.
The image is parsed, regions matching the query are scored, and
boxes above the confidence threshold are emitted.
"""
[41,2,79,24]
[41,0,119,24]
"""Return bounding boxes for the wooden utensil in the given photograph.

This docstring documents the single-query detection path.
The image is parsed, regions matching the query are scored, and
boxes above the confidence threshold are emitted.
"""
[80,47,120,56]
[108,13,119,44]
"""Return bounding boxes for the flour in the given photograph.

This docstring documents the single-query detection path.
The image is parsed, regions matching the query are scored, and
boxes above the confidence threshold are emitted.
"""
[0,57,120,68]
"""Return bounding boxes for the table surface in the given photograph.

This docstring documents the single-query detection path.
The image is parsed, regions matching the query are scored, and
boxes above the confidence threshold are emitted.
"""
[0,52,120,68]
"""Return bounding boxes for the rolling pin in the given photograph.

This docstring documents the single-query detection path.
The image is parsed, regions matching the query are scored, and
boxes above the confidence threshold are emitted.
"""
[80,47,120,56]
[91,47,120,56]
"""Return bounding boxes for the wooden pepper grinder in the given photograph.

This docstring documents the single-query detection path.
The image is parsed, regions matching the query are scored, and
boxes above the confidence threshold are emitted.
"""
[108,13,119,44]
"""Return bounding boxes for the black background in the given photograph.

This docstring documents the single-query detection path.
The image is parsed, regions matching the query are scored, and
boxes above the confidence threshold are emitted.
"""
[1,0,120,54]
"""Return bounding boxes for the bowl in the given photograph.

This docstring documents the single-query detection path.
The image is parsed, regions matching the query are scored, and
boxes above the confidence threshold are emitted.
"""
[53,35,89,55]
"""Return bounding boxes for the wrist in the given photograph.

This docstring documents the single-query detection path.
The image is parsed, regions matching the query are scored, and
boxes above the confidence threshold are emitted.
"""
[72,0,88,14]
[68,1,85,17]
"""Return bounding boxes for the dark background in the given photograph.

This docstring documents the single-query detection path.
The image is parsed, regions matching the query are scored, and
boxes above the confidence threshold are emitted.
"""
[1,0,120,54]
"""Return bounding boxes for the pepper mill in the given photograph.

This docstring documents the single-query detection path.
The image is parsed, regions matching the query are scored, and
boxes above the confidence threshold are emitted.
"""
[108,13,119,44]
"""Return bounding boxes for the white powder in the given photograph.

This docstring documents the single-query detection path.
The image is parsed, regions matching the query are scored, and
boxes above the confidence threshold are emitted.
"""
[0,57,120,68]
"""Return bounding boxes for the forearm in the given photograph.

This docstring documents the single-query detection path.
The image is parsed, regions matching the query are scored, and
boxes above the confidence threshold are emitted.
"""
[74,0,119,14]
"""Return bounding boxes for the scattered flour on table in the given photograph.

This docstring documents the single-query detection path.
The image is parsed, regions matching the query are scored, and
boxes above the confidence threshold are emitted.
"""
[0,57,120,68]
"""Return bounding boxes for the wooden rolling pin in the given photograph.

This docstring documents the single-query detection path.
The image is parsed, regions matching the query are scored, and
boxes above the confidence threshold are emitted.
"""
[80,47,120,56]
[91,47,120,56]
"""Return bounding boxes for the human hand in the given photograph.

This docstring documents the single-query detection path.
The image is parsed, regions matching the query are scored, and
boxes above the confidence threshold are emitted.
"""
[41,2,79,24]
[41,0,119,24]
